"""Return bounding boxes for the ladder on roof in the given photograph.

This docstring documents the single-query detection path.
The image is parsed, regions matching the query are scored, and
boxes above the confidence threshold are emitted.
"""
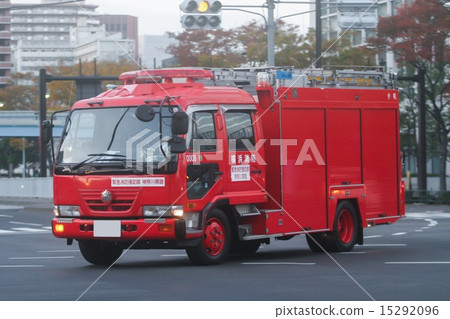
[206,66,396,91]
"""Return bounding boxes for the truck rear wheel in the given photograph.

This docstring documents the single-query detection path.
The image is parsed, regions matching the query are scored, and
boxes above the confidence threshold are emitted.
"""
[78,240,123,265]
[329,201,359,252]
[306,201,359,253]
[186,209,230,265]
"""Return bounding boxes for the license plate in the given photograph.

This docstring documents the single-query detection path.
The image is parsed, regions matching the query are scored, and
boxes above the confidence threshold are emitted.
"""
[94,220,121,237]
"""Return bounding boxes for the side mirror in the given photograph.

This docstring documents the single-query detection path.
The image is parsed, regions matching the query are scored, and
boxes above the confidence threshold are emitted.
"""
[171,111,189,135]
[41,120,53,144]
[170,136,187,154]
[135,104,155,122]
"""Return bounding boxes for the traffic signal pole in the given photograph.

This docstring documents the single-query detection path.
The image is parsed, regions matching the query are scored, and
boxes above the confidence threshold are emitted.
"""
[267,0,276,66]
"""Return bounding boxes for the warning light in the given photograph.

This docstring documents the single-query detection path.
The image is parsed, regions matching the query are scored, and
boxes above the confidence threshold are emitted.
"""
[158,225,173,232]
[197,1,209,12]
[55,224,64,233]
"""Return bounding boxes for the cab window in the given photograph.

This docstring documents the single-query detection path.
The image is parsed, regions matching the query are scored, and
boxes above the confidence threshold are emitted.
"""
[189,111,217,152]
[224,112,255,150]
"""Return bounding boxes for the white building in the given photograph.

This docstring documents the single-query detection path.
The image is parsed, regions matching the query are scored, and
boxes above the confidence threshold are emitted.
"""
[71,26,135,64]
[314,0,415,72]
[10,0,136,75]
[139,35,177,69]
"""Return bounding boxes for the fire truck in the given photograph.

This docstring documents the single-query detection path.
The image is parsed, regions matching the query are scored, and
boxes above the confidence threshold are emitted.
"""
[48,67,405,265]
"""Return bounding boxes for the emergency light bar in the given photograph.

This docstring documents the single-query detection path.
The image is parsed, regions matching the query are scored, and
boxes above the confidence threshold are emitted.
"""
[119,69,215,85]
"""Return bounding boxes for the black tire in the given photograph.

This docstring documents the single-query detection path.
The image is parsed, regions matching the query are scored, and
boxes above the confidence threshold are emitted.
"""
[78,240,123,265]
[328,201,359,252]
[306,232,331,253]
[186,208,231,265]
[230,240,261,254]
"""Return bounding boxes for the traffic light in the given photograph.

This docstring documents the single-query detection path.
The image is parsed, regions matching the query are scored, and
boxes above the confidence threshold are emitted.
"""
[180,0,222,30]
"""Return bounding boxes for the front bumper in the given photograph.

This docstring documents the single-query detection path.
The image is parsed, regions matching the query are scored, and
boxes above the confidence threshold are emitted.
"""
[52,217,199,241]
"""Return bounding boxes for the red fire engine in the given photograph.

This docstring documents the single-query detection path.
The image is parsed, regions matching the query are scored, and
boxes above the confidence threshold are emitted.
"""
[49,67,405,265]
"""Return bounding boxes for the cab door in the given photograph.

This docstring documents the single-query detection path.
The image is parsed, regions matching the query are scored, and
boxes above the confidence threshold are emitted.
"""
[220,105,265,195]
[185,105,224,201]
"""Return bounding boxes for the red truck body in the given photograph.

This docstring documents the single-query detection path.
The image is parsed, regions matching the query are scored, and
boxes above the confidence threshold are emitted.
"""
[51,68,405,265]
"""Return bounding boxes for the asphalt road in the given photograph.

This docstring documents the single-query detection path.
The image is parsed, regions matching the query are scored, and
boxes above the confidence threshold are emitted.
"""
[0,199,449,301]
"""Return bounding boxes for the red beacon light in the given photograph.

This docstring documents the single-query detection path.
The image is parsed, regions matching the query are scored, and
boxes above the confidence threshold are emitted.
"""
[119,69,215,85]
[256,72,271,87]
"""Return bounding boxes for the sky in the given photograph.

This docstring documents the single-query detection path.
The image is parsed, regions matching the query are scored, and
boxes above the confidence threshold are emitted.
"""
[11,0,313,36]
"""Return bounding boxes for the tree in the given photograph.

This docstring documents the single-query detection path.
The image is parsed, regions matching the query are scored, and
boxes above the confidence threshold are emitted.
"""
[46,59,138,110]
[368,0,450,191]
[166,28,245,67]
[323,31,376,67]
[0,73,39,110]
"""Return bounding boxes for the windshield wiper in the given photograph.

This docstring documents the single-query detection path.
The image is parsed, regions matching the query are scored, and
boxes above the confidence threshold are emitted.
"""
[71,153,126,171]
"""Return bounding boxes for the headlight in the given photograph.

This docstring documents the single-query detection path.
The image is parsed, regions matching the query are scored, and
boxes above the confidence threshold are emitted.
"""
[142,205,184,218]
[54,205,80,217]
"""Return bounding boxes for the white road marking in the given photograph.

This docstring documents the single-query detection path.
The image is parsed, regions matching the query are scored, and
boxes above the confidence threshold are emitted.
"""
[364,235,382,239]
[37,250,79,253]
[415,229,423,232]
[339,251,366,254]
[9,256,75,260]
[0,205,24,210]
[424,218,438,227]
[407,212,450,219]
[0,265,44,268]
[242,262,316,265]
[10,227,49,232]
[392,232,407,236]
[364,244,406,247]
[0,214,13,217]
[385,261,450,265]
[10,221,43,227]
[160,254,187,257]
[0,230,16,234]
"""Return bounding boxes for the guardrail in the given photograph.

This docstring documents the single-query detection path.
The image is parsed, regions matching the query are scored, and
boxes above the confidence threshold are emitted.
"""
[0,177,52,199]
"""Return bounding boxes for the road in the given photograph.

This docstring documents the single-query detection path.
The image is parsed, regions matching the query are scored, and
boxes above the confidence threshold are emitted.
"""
[0,199,449,301]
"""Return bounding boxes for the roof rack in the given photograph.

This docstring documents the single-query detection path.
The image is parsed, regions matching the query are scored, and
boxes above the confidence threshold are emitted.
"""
[205,66,396,91]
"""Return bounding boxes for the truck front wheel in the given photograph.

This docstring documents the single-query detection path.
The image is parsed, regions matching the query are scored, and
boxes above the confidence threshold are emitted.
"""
[186,209,231,265]
[78,240,123,265]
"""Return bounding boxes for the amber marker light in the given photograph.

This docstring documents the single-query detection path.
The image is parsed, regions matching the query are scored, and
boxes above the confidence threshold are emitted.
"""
[158,225,173,232]
[54,224,64,233]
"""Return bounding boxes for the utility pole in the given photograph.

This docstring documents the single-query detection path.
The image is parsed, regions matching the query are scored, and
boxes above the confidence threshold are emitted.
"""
[267,0,276,66]
[315,0,322,68]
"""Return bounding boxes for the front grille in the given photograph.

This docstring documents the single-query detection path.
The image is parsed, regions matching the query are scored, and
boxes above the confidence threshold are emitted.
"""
[80,190,137,212]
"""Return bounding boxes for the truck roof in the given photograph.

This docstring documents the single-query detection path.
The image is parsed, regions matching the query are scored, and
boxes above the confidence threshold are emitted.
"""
[71,69,256,110]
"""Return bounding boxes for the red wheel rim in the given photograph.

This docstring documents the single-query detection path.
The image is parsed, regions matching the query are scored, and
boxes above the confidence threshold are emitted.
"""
[203,217,225,256]
[337,209,354,244]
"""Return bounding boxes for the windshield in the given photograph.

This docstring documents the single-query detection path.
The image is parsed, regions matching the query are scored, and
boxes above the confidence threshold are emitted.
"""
[55,106,177,175]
